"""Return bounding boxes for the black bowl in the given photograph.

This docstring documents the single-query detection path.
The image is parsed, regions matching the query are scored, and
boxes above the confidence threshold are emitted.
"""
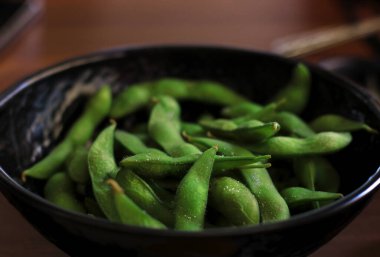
[1,45,380,257]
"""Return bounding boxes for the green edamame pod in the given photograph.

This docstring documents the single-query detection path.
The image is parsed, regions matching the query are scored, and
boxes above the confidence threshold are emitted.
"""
[66,146,89,184]
[199,118,238,131]
[247,132,352,158]
[294,156,340,193]
[181,122,206,136]
[293,157,317,191]
[232,99,286,124]
[116,169,174,227]
[175,147,217,231]
[271,63,311,114]
[149,78,191,98]
[187,135,290,222]
[111,78,247,119]
[22,85,112,181]
[66,85,113,145]
[222,102,263,118]
[223,102,315,138]
[281,187,343,209]
[107,179,167,229]
[120,151,270,178]
[88,123,120,222]
[110,83,151,118]
[314,157,340,193]
[310,114,377,133]
[22,140,73,181]
[148,96,201,157]
[266,112,315,137]
[44,172,85,213]
[209,177,260,226]
[115,130,164,155]
[152,77,247,105]
[199,119,281,143]
[187,80,248,106]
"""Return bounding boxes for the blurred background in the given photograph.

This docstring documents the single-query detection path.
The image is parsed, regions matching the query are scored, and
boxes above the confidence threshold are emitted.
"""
[0,0,379,256]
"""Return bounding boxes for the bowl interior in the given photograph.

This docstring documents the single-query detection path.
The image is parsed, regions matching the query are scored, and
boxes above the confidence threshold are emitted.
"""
[1,45,380,216]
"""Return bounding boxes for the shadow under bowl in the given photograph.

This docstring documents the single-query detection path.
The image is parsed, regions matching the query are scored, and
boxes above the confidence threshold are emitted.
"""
[0,45,380,257]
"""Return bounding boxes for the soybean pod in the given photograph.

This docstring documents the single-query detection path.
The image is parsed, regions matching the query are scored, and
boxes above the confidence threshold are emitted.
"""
[148,96,201,157]
[271,63,311,114]
[22,85,112,181]
[110,83,151,118]
[175,147,217,231]
[294,156,340,193]
[281,187,343,209]
[88,123,120,222]
[115,130,164,155]
[111,78,248,119]
[247,132,352,158]
[107,179,166,229]
[116,169,174,227]
[209,177,260,226]
[120,151,270,178]
[310,114,377,133]
[187,135,290,222]
[66,146,89,184]
[44,172,85,213]
[199,119,281,143]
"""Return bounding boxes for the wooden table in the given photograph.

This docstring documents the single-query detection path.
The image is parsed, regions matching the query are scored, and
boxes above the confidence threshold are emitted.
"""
[0,1,379,256]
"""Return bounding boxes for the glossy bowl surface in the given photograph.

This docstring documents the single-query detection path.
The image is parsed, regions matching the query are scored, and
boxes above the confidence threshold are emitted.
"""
[1,45,380,257]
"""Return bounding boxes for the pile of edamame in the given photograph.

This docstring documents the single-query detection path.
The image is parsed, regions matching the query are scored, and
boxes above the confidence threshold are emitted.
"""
[22,63,377,230]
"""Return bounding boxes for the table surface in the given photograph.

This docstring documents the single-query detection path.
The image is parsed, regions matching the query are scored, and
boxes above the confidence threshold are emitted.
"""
[0,1,379,256]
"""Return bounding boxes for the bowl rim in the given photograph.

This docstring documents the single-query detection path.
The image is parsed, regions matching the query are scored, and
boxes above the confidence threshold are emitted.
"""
[1,44,380,237]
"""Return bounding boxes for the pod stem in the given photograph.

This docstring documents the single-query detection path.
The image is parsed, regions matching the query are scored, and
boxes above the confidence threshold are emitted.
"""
[106,179,124,194]
[21,171,27,183]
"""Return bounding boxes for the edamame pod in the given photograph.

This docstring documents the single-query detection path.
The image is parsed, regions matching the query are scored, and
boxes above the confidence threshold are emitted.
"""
[293,157,317,191]
[22,85,112,181]
[294,156,340,193]
[44,172,85,213]
[266,112,315,137]
[187,135,290,222]
[110,84,151,118]
[120,151,270,178]
[22,140,73,181]
[111,78,248,119]
[222,102,263,118]
[223,102,315,138]
[232,99,286,123]
[107,179,167,229]
[209,177,260,226]
[247,132,352,157]
[149,78,191,98]
[175,147,217,231]
[116,169,174,227]
[115,130,164,155]
[181,122,205,136]
[310,114,377,133]
[66,85,113,145]
[199,119,281,143]
[281,187,343,209]
[66,146,89,184]
[271,63,311,114]
[148,96,201,157]
[88,123,120,222]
